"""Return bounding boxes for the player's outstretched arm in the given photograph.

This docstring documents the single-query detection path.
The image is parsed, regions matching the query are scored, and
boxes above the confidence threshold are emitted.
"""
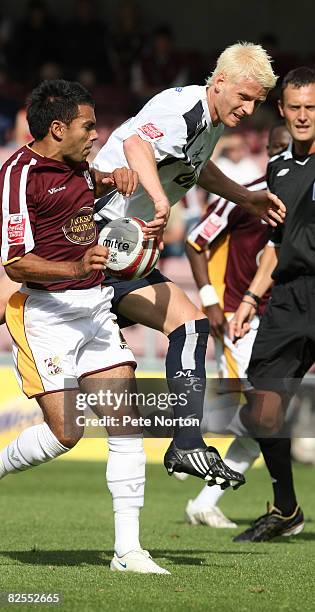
[4,246,109,284]
[229,244,278,341]
[91,167,139,199]
[185,241,228,338]
[123,134,170,248]
[198,160,285,227]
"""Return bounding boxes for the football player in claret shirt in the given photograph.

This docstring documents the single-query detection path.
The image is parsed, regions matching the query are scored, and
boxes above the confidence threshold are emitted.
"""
[92,42,285,480]
[229,67,315,541]
[183,124,293,530]
[0,77,247,544]
[0,79,174,575]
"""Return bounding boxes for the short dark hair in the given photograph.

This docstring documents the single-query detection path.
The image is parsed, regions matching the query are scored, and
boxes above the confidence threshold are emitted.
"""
[280,66,315,101]
[26,79,95,140]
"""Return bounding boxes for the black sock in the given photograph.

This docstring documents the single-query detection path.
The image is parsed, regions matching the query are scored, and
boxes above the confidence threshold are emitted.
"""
[166,319,209,449]
[257,437,297,516]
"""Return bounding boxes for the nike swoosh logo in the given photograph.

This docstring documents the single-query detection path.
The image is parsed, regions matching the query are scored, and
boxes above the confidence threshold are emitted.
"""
[118,561,127,568]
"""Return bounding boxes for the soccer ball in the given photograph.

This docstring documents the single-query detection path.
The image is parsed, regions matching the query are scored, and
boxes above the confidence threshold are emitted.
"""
[98,217,160,280]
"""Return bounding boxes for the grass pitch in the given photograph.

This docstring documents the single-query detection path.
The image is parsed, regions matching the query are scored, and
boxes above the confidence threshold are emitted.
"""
[0,459,314,612]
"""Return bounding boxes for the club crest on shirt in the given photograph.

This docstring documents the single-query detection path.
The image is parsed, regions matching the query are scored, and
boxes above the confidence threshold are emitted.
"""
[7,213,26,245]
[62,206,97,245]
[83,170,94,190]
[44,356,63,376]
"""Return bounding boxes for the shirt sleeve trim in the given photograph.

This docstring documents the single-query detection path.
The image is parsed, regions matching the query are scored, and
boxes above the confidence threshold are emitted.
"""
[186,238,202,252]
[2,256,22,266]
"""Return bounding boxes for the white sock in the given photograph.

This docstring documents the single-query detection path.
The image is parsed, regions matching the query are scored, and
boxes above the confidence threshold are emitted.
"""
[114,508,140,557]
[191,437,260,509]
[202,392,242,434]
[0,422,69,478]
[106,436,145,557]
[228,405,251,436]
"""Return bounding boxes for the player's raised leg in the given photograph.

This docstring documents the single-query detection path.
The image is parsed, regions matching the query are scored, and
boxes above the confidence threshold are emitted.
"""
[117,280,245,489]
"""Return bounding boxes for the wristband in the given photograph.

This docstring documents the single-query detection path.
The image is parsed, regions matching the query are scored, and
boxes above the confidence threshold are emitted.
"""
[199,284,219,307]
[244,290,261,305]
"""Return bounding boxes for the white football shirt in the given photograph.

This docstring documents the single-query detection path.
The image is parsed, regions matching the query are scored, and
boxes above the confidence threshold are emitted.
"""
[93,85,224,223]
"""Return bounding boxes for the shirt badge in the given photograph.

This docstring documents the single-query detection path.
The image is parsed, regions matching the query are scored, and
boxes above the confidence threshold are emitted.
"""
[276,168,290,177]
[7,214,26,245]
[138,123,164,139]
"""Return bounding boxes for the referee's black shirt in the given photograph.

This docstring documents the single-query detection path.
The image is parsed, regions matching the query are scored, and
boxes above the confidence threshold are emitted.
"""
[268,144,315,283]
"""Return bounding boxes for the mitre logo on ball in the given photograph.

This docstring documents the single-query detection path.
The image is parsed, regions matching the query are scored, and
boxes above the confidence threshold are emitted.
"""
[101,237,130,251]
[98,217,160,280]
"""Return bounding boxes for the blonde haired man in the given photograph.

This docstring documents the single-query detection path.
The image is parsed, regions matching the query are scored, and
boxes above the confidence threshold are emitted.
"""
[93,41,285,478]
[207,42,277,90]
[0,45,284,485]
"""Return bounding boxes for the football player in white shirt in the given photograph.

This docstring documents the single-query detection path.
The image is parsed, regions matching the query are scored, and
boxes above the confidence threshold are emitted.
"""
[0,48,285,575]
[92,42,285,483]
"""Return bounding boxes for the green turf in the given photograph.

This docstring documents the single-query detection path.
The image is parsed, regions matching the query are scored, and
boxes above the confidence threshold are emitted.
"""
[0,460,314,612]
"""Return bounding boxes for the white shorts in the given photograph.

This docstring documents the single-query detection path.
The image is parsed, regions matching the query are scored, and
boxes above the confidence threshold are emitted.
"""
[202,314,260,433]
[5,285,136,398]
[215,313,260,379]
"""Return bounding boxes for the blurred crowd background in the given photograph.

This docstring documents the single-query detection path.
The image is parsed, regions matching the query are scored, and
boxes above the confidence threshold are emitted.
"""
[0,0,313,154]
[0,0,313,355]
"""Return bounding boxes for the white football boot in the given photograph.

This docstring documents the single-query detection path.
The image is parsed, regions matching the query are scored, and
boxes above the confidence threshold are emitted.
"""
[110,549,171,574]
[185,499,237,528]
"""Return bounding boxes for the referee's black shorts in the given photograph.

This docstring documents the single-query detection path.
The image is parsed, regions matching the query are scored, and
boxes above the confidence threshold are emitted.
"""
[248,276,315,394]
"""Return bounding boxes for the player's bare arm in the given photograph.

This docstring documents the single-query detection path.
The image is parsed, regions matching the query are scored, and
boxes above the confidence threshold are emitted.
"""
[123,134,170,248]
[0,274,20,325]
[91,167,139,199]
[198,160,286,227]
[185,241,228,338]
[229,244,278,341]
[4,246,109,284]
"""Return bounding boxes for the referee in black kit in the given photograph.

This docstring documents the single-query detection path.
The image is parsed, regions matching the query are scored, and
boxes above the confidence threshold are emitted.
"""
[230,66,315,541]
